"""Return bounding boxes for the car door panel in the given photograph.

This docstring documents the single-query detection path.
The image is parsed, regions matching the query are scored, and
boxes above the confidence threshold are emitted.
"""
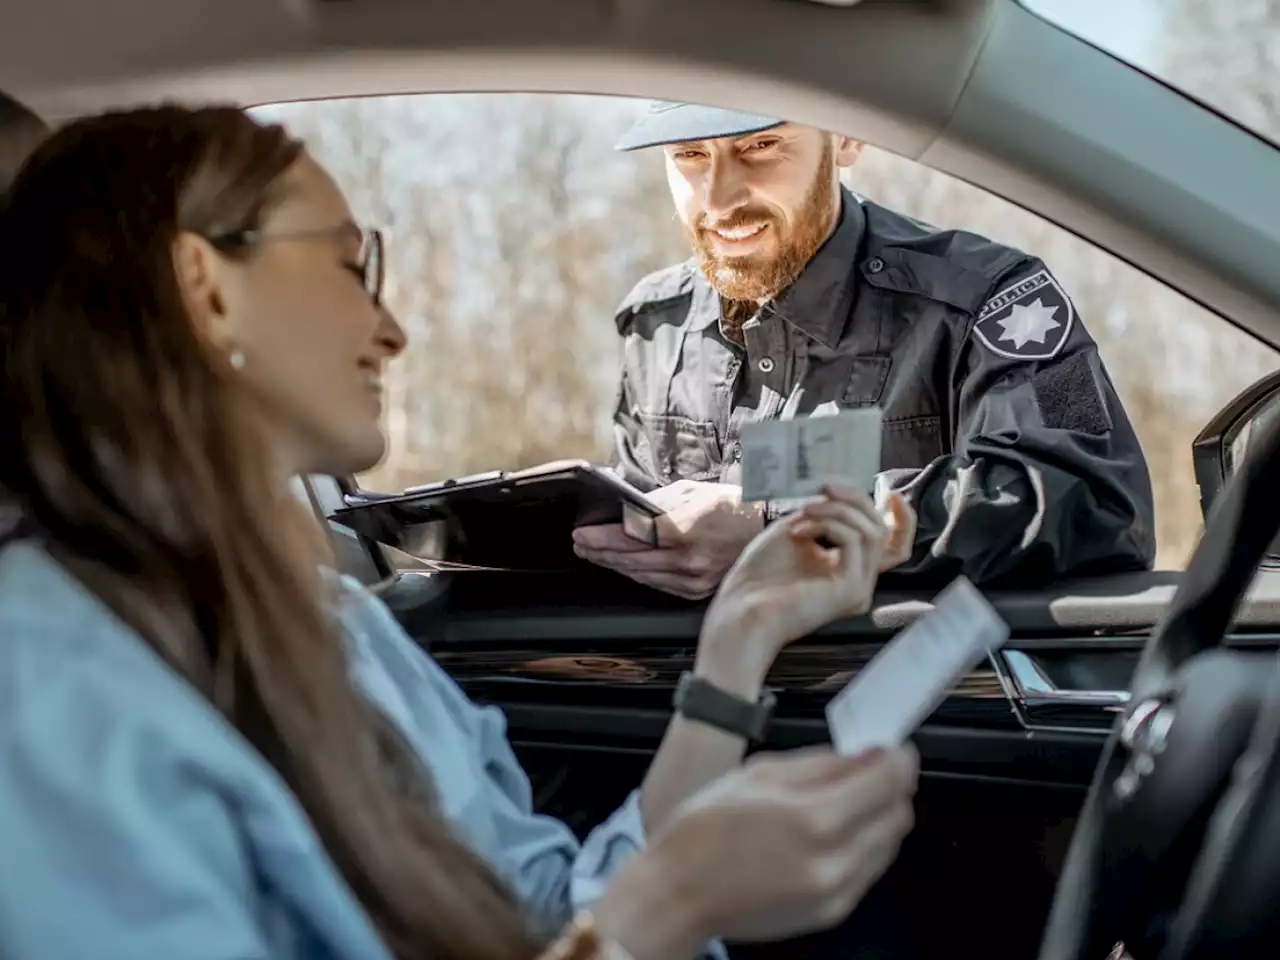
[376,566,1280,958]
[392,568,1280,771]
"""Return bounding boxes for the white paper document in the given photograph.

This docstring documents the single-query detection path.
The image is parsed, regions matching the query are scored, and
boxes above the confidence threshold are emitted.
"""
[740,408,883,502]
[824,577,1011,756]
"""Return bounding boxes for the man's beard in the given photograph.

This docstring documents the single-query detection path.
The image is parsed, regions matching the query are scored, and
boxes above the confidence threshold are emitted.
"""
[685,140,838,306]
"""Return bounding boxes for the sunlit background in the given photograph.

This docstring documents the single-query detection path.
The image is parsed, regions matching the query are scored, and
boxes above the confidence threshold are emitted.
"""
[255,0,1280,570]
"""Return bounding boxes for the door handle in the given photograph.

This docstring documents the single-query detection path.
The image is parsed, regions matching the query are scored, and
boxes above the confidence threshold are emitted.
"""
[1002,650,1130,708]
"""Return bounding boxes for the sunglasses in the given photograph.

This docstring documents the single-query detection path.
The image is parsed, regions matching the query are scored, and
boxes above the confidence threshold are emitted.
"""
[209,222,385,307]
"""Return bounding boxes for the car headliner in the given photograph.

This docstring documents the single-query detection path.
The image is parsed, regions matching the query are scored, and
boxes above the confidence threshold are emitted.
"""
[1,0,1278,350]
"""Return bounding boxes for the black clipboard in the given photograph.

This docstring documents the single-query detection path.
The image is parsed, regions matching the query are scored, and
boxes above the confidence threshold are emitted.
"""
[332,460,663,571]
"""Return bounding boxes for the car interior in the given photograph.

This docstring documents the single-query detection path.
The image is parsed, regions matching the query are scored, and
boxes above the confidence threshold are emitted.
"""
[5,0,1280,957]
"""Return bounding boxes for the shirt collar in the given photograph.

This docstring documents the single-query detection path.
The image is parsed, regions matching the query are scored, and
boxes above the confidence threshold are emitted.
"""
[766,187,865,349]
[689,187,867,349]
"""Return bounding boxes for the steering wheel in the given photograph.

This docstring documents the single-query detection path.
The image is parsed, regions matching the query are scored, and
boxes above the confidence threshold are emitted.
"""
[1038,406,1280,959]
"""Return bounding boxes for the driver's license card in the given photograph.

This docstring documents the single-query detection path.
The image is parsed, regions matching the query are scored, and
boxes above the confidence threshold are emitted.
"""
[740,408,883,502]
[825,577,1010,755]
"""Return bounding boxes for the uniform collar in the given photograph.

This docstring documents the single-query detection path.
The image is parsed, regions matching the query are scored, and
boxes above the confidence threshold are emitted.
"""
[766,187,865,349]
[689,187,866,350]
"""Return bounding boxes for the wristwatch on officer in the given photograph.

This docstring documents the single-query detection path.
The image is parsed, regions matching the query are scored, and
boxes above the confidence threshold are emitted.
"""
[763,499,795,525]
[673,671,776,743]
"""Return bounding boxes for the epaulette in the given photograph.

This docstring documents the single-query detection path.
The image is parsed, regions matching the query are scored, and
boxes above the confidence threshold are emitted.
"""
[614,260,697,333]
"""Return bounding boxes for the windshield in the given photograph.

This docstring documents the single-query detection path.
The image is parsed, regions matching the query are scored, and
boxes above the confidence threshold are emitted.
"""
[253,91,1277,572]
[1024,0,1280,144]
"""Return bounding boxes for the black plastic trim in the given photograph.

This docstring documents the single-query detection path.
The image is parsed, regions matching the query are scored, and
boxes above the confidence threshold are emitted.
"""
[495,702,1107,785]
[429,567,1280,641]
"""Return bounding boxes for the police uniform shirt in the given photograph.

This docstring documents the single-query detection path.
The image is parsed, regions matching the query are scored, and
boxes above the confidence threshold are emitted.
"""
[611,187,1156,585]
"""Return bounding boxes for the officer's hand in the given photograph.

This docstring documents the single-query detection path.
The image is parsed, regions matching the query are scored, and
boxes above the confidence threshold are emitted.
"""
[572,480,764,599]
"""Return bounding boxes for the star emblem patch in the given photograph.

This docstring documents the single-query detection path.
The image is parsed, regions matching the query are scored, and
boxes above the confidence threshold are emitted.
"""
[974,269,1074,361]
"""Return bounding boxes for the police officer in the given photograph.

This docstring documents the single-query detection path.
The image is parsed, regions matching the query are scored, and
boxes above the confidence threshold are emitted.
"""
[572,102,1155,598]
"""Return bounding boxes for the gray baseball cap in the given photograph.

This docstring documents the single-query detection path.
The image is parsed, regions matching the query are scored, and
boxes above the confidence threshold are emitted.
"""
[614,100,785,152]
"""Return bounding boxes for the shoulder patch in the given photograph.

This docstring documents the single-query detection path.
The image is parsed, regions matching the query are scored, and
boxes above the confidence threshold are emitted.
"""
[973,269,1074,361]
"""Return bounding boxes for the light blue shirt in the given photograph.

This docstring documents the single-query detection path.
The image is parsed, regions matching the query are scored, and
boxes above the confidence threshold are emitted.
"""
[0,543,654,959]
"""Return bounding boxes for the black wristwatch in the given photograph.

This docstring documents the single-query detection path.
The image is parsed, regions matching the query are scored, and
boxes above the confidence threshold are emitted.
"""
[673,671,776,744]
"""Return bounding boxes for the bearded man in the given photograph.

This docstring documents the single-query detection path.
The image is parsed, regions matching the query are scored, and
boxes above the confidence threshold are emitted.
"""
[570,103,1155,599]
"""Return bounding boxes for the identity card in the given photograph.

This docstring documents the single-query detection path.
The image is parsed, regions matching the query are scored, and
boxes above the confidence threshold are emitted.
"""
[740,408,883,502]
[824,577,1011,755]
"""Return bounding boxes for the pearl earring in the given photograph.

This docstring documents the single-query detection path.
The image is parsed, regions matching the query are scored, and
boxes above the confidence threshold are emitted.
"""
[229,348,246,371]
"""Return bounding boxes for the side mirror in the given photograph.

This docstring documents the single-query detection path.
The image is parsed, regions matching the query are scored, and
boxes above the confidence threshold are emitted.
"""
[1192,368,1280,564]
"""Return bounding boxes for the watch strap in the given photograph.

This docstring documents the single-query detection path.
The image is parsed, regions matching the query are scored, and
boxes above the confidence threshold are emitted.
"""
[764,498,805,524]
[673,671,775,743]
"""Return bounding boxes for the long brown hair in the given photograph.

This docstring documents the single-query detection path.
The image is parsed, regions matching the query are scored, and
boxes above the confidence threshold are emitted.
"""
[0,106,537,960]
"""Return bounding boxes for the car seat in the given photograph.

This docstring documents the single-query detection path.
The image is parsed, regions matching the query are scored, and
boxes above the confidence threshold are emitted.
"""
[0,92,48,198]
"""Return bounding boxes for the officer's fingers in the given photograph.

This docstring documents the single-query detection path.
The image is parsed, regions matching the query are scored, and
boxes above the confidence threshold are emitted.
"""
[624,570,717,599]
[653,513,693,549]
[644,478,701,508]
[572,545,631,570]
[576,552,690,594]
[572,546,629,573]
[572,523,653,552]
[574,546,690,575]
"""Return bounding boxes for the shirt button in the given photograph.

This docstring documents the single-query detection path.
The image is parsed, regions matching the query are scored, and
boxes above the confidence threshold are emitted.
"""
[731,441,743,461]
[758,357,775,373]
[866,257,885,274]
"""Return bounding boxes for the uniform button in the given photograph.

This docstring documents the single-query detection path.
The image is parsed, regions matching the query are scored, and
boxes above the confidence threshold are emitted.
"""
[866,257,885,274]
[758,357,775,373]
[731,441,743,461]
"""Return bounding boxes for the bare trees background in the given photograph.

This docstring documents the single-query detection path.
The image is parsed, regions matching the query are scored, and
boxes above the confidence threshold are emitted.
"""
[260,95,688,482]
[1159,0,1280,140]
[257,0,1278,570]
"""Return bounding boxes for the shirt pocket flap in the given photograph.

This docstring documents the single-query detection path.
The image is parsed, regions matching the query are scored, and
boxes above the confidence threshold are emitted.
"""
[840,356,892,407]
[637,412,720,482]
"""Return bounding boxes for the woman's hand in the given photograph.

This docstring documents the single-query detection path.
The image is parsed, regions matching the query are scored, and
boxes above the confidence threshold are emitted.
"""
[697,484,917,686]
[594,745,920,959]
